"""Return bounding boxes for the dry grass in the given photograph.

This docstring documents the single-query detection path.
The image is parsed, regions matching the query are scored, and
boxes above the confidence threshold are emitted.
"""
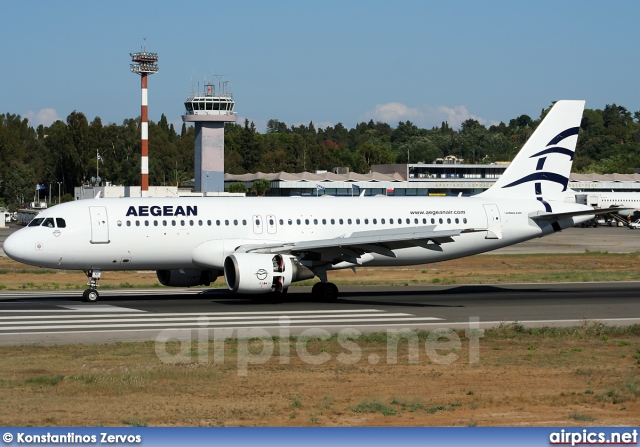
[1,253,639,426]
[0,323,639,426]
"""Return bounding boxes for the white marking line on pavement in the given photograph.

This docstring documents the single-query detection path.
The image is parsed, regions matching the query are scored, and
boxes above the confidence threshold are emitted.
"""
[58,305,146,312]
[0,313,416,324]
[0,317,443,331]
[0,309,386,317]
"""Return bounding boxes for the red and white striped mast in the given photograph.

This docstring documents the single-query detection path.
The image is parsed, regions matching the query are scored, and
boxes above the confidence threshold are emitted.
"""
[130,39,158,197]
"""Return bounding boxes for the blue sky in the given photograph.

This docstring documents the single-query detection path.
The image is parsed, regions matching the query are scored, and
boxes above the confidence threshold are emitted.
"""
[2,1,639,132]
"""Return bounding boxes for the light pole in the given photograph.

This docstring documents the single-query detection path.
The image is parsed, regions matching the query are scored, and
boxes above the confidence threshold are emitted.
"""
[57,182,62,204]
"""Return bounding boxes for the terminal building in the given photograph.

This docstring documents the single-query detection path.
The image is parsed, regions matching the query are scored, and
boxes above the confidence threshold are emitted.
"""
[224,161,640,197]
[75,162,640,200]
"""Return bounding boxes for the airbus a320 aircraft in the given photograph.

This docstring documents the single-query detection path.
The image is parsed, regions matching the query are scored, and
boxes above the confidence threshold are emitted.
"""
[3,100,606,302]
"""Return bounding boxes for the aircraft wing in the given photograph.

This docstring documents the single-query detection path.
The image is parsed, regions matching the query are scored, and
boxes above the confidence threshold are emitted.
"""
[236,225,464,263]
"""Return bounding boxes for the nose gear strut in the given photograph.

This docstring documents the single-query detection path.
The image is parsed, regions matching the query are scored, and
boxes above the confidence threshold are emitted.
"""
[82,268,101,302]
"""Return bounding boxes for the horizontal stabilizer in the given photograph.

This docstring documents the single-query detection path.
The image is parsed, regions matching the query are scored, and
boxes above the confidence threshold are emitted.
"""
[529,206,624,221]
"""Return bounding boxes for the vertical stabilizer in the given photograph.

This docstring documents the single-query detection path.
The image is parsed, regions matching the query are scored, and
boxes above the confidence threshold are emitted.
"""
[480,100,585,202]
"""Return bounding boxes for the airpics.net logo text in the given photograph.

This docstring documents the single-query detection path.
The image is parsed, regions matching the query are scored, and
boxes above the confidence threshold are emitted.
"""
[154,317,484,376]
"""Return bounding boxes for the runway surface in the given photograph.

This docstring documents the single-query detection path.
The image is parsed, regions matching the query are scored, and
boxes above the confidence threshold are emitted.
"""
[0,282,638,345]
[1,223,639,345]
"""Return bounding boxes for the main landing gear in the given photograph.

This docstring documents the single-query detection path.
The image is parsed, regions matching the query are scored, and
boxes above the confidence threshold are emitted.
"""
[311,282,339,301]
[82,269,101,302]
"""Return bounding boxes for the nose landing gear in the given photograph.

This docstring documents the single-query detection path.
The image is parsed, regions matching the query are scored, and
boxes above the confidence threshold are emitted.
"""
[83,269,101,302]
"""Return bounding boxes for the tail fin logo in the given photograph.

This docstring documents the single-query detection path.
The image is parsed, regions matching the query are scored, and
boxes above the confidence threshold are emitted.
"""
[502,126,579,196]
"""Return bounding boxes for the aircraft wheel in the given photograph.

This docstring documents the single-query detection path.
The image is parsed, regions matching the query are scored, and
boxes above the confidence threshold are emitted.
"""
[322,283,339,302]
[83,289,99,303]
[311,282,325,300]
[312,282,339,301]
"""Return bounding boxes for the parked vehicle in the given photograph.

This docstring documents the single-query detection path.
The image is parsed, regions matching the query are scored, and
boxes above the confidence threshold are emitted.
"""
[629,219,640,229]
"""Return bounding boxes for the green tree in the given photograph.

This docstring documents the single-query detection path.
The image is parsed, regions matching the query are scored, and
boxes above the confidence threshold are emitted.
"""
[225,182,248,193]
[250,178,271,196]
[4,163,36,209]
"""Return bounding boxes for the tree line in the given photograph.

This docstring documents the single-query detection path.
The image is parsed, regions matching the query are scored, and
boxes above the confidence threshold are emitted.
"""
[1,102,639,210]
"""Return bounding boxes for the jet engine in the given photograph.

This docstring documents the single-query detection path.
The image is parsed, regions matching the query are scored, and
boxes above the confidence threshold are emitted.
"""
[156,269,218,287]
[224,253,314,294]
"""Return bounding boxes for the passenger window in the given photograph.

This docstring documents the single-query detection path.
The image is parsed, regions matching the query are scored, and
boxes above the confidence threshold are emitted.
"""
[126,221,131,227]
[234,219,238,226]
[347,219,352,225]
[406,218,410,224]
[331,219,335,225]
[28,218,44,227]
[198,220,203,226]
[364,218,368,224]
[243,219,247,225]
[163,220,167,226]
[269,219,274,225]
[225,220,230,226]
[322,219,327,225]
[463,218,467,224]
[414,218,418,224]
[136,220,140,227]
[55,218,66,228]
[356,218,360,224]
[373,218,377,224]
[390,218,394,224]
[216,220,221,226]
[190,220,194,226]
[439,218,443,224]
[422,218,427,224]
[305,219,310,225]
[313,219,318,225]
[296,219,301,225]
[207,220,211,226]
[117,220,122,227]
[42,218,55,228]
[381,218,385,224]
[144,220,149,227]
[455,218,459,224]
[172,220,176,226]
[154,220,158,227]
[288,219,293,225]
[279,219,283,225]
[431,218,435,224]
[398,219,402,225]
[255,219,260,226]
[339,219,343,225]
[447,218,451,224]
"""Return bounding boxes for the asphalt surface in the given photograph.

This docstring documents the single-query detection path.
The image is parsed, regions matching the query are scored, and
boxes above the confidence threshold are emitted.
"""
[0,282,638,345]
[0,223,639,345]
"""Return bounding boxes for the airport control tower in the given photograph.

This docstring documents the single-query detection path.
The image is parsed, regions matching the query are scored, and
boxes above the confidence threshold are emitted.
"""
[182,78,237,193]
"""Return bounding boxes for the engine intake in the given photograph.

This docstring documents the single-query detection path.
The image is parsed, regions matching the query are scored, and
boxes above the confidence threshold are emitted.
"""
[224,253,313,294]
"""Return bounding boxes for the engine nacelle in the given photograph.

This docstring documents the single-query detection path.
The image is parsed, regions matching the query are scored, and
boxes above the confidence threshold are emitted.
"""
[224,253,314,294]
[156,269,218,287]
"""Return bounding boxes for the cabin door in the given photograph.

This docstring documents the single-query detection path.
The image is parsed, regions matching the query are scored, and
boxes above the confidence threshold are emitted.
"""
[483,204,502,239]
[89,206,110,244]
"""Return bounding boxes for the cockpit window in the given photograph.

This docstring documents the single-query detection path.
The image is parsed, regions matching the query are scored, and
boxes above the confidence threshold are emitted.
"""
[42,218,55,228]
[28,218,45,227]
[56,218,66,228]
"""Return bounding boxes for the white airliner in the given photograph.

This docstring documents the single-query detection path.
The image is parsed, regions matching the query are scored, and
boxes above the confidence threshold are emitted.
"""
[575,192,640,218]
[3,100,609,302]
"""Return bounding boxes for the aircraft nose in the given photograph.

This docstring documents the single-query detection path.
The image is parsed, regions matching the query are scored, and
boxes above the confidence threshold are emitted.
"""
[2,232,25,262]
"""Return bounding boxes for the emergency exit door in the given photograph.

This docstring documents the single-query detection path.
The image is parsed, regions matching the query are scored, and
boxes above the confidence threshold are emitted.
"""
[89,206,110,244]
